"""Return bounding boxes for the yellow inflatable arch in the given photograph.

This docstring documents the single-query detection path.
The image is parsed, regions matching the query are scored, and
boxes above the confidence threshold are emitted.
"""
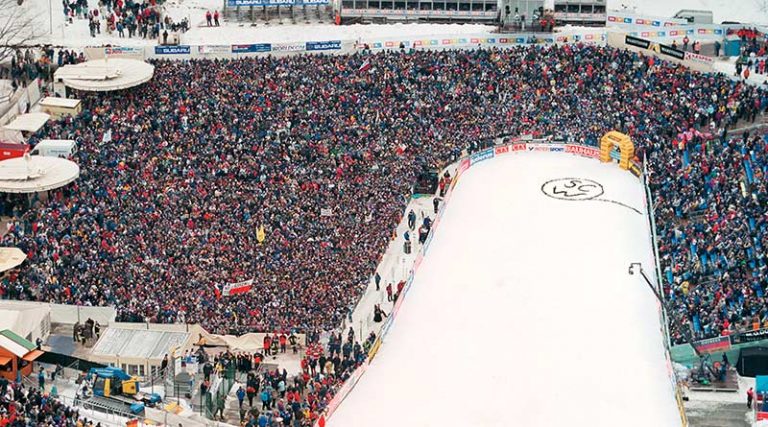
[599,131,635,170]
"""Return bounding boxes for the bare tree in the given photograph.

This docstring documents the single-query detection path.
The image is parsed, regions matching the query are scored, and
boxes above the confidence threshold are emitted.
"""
[756,0,768,15]
[0,0,40,64]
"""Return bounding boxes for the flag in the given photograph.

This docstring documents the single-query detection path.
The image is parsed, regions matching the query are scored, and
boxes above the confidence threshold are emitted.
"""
[213,284,221,300]
[358,60,371,74]
[256,225,266,244]
[222,279,254,297]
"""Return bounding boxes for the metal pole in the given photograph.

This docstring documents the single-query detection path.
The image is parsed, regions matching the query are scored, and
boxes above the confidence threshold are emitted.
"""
[628,262,702,358]
[49,0,53,35]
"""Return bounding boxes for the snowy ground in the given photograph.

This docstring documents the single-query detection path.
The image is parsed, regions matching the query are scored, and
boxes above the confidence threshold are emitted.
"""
[16,0,768,49]
[19,0,495,48]
[595,0,768,24]
[329,151,682,427]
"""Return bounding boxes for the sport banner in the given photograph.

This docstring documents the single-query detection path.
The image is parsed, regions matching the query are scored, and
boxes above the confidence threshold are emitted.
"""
[222,279,254,296]
[693,335,732,354]
[730,328,768,345]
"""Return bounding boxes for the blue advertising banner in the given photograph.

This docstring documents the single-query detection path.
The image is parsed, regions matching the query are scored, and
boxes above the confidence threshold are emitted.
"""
[232,43,272,53]
[155,45,191,55]
[227,0,328,6]
[305,40,342,51]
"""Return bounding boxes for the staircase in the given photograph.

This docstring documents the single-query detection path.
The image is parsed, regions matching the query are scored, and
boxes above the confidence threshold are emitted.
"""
[686,401,750,427]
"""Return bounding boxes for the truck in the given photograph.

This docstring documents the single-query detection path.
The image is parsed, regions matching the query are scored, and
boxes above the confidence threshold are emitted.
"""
[29,139,77,158]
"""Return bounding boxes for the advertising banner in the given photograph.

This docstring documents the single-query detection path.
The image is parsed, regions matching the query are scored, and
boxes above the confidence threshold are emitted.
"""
[197,45,231,55]
[565,144,600,159]
[154,45,191,55]
[232,43,272,54]
[625,35,651,49]
[607,12,687,28]
[684,51,714,65]
[527,143,565,152]
[272,42,305,53]
[227,0,299,6]
[693,335,732,354]
[306,40,342,51]
[469,148,494,165]
[658,43,685,60]
[105,46,145,60]
[730,328,768,345]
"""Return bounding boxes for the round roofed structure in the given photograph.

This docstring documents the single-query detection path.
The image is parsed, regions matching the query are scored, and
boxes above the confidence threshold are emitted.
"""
[53,58,155,92]
[0,154,80,193]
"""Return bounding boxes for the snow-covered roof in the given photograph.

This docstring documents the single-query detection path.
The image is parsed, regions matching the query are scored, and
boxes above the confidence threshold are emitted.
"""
[0,247,26,272]
[39,97,81,108]
[0,154,79,193]
[3,113,50,133]
[54,58,154,92]
[91,327,191,361]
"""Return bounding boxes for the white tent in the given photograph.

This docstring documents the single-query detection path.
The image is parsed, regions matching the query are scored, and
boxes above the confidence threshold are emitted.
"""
[54,58,155,92]
[3,113,50,133]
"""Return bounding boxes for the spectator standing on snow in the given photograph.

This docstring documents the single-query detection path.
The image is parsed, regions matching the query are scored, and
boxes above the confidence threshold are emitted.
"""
[214,10,220,26]
[206,10,212,26]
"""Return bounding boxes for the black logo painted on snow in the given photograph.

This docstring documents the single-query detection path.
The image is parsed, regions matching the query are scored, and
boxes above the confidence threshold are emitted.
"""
[540,177,642,215]
[541,178,604,201]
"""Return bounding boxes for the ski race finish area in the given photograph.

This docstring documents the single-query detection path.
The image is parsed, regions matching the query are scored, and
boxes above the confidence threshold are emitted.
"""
[328,146,682,427]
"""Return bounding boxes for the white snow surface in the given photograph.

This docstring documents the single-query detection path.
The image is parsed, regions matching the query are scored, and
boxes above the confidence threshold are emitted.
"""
[17,0,768,48]
[598,0,768,24]
[328,151,682,427]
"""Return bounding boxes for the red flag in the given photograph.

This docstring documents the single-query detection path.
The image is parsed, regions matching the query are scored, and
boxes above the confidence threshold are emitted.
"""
[358,60,371,74]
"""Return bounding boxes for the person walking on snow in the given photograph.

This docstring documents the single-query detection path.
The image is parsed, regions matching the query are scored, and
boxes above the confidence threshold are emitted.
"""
[407,209,416,230]
[433,197,441,214]
[386,283,393,302]
[748,387,755,409]
[374,272,381,291]
[236,386,245,409]
[205,10,212,26]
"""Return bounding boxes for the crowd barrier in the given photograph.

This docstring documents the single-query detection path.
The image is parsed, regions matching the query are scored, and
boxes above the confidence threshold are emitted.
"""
[314,138,649,427]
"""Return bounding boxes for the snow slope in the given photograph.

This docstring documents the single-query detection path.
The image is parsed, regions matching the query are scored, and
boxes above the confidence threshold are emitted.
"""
[328,151,682,427]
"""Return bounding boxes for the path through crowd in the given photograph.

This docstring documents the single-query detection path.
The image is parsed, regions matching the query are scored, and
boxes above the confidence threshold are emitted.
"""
[345,195,439,345]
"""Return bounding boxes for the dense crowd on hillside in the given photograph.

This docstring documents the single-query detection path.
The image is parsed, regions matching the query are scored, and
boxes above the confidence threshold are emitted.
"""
[0,381,96,426]
[0,44,767,344]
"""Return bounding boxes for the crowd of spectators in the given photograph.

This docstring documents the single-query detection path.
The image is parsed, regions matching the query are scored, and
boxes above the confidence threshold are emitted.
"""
[0,44,767,345]
[0,48,82,92]
[65,0,189,40]
[196,327,375,426]
[0,380,97,426]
